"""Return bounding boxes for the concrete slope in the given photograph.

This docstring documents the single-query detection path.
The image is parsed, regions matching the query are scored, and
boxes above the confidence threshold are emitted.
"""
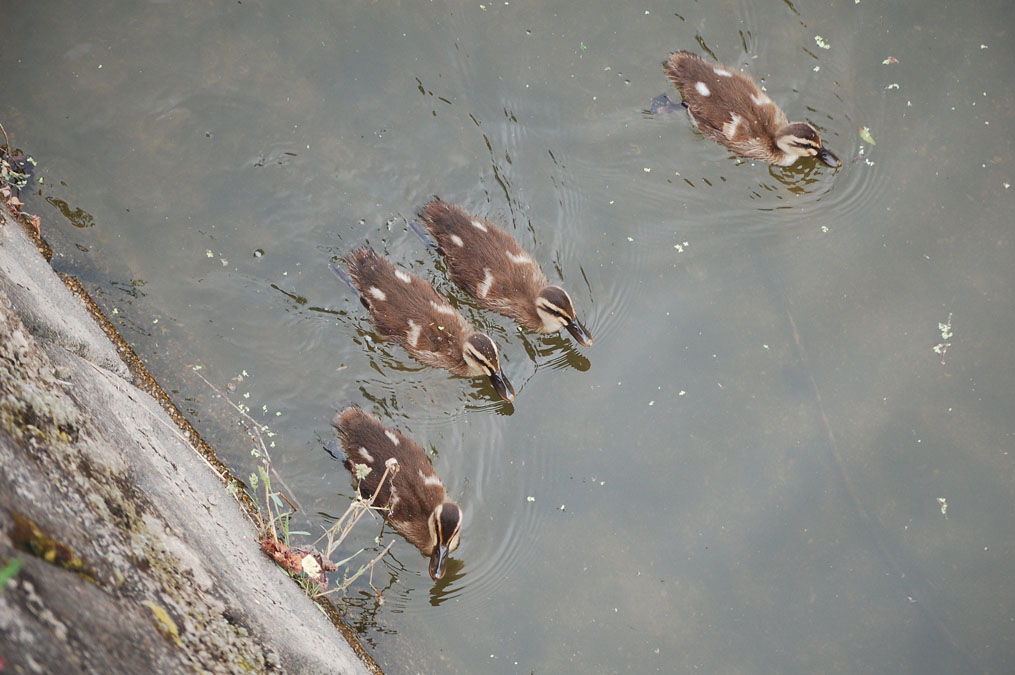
[0,208,375,674]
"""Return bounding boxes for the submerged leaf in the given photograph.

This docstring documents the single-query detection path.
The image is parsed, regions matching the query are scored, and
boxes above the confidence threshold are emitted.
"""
[859,126,877,145]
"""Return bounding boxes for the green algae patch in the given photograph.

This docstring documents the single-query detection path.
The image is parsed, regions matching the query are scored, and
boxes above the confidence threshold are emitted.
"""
[11,512,92,577]
[144,601,184,648]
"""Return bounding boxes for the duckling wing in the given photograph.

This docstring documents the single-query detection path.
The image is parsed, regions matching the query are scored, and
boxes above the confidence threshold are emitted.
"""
[421,200,549,313]
[344,248,476,370]
[332,408,448,552]
[664,51,772,143]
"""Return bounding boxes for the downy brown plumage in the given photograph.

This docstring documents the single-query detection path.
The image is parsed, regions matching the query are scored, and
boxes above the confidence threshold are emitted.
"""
[419,198,593,347]
[342,247,514,401]
[662,50,840,168]
[332,406,461,580]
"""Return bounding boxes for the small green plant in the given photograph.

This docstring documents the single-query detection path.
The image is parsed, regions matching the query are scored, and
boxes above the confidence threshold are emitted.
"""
[933,313,953,365]
[0,121,41,234]
[313,462,397,601]
[190,366,394,599]
[1,557,24,589]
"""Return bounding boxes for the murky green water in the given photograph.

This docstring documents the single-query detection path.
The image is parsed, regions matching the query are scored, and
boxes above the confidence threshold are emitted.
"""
[5,1,1014,672]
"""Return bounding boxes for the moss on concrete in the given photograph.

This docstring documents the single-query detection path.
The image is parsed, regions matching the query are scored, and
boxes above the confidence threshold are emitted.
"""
[1,201,375,673]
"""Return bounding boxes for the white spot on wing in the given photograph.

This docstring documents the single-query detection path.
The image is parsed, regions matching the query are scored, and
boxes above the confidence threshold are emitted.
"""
[695,81,710,97]
[723,112,742,140]
[394,269,412,284]
[406,319,422,348]
[384,430,400,446]
[368,287,387,301]
[450,234,464,247]
[476,268,494,298]
[713,67,733,78]
[750,92,772,107]
[358,447,374,463]
[418,469,444,487]
[505,250,533,265]
[429,300,456,316]
[470,219,488,232]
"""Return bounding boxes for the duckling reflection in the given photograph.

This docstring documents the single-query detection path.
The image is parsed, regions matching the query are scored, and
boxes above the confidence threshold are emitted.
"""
[428,557,467,607]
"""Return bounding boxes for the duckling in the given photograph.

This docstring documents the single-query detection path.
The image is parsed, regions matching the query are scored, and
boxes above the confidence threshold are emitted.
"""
[332,406,461,580]
[337,248,515,401]
[660,50,840,168]
[418,198,593,347]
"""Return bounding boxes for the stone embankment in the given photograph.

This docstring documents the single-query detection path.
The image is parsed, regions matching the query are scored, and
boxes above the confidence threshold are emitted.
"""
[0,208,376,674]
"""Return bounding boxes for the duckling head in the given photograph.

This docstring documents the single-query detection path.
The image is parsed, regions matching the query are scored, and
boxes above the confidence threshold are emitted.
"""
[776,123,841,168]
[464,333,515,401]
[427,502,462,581]
[536,286,594,347]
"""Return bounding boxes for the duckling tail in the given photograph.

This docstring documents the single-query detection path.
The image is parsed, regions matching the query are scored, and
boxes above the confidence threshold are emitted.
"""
[328,262,362,300]
[408,219,437,249]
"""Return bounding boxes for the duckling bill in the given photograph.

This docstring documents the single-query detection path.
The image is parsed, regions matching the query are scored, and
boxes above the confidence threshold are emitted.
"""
[332,407,461,581]
[662,50,840,168]
[419,198,593,347]
[341,247,515,401]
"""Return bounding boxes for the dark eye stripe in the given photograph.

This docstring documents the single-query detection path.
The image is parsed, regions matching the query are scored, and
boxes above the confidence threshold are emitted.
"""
[540,304,568,319]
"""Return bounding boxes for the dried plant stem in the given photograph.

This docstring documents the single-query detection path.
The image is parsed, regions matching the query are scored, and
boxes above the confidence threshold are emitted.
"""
[317,463,395,558]
[264,473,278,544]
[189,366,303,512]
[190,365,398,598]
[316,540,394,599]
[367,551,387,601]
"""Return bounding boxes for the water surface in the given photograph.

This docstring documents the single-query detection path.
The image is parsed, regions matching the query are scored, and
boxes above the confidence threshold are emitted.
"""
[4,1,1014,672]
